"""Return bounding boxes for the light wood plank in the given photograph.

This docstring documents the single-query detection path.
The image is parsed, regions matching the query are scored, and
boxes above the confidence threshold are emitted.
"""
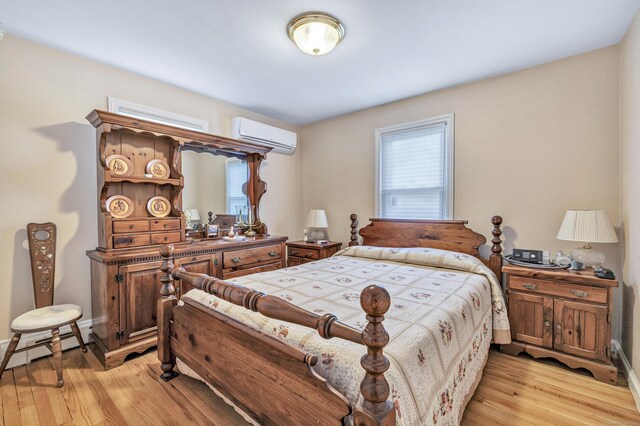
[1,370,21,426]
[12,367,38,426]
[24,361,58,426]
[48,356,92,426]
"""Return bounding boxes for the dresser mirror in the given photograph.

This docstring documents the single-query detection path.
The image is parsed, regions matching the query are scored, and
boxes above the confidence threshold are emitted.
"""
[182,146,250,237]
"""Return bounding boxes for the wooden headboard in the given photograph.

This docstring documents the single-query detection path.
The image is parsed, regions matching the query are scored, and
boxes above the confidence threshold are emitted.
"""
[348,214,504,283]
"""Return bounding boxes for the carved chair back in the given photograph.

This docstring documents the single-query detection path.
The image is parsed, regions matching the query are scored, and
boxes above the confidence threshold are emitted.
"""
[26,222,57,309]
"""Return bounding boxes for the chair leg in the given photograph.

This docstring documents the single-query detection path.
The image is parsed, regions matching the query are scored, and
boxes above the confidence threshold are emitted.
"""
[51,328,64,387]
[70,322,87,353]
[0,334,21,380]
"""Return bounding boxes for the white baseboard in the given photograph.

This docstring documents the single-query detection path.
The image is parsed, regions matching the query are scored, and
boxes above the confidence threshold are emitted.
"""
[612,339,640,413]
[0,319,92,370]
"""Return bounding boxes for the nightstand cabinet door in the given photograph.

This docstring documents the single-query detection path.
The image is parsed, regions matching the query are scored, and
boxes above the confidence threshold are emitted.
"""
[553,300,609,363]
[508,292,553,348]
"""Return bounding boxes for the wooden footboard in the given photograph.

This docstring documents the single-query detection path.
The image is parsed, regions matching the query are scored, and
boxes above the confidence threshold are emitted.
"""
[157,245,395,426]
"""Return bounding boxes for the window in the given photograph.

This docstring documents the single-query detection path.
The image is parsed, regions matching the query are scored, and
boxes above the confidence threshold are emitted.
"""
[107,97,209,132]
[375,114,454,220]
[226,159,248,215]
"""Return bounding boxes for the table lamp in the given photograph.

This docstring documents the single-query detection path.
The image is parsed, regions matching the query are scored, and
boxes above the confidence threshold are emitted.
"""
[187,209,201,228]
[556,209,618,267]
[306,209,329,242]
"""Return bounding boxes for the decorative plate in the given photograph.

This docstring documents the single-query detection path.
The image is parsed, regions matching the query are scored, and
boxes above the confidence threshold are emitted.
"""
[147,196,171,217]
[146,159,170,179]
[105,155,133,176]
[106,195,134,218]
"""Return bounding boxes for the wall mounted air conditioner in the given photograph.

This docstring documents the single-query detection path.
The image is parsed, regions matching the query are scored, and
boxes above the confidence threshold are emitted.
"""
[231,117,297,154]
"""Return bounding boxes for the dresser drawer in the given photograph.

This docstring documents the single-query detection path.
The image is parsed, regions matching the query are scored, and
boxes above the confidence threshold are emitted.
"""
[287,247,319,260]
[113,220,151,234]
[509,276,607,304]
[224,244,282,268]
[150,218,181,231]
[150,232,182,245]
[223,262,283,279]
[113,234,151,249]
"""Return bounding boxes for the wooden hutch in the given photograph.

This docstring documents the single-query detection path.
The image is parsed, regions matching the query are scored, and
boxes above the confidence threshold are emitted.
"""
[86,110,287,369]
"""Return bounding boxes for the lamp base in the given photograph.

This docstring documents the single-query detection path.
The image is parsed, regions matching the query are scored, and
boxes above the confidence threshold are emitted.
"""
[570,245,605,268]
[309,228,326,242]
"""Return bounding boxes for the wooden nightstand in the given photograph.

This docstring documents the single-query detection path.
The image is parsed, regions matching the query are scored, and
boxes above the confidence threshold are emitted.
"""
[286,241,342,266]
[501,264,619,384]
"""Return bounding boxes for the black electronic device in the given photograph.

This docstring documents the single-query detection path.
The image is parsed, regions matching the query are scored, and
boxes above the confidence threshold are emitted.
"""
[512,248,544,264]
[594,265,615,280]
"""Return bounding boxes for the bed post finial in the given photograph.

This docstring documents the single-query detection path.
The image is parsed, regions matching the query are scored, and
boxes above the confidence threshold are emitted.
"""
[354,285,396,426]
[489,215,503,283]
[349,213,359,246]
[158,244,178,381]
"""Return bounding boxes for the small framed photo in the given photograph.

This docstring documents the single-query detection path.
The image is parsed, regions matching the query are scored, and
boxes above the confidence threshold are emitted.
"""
[204,224,219,238]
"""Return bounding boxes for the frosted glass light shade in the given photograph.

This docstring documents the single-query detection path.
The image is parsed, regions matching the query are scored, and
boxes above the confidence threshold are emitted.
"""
[556,210,618,244]
[288,13,345,56]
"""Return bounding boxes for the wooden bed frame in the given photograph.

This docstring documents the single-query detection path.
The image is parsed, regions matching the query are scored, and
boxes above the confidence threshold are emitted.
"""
[157,215,503,425]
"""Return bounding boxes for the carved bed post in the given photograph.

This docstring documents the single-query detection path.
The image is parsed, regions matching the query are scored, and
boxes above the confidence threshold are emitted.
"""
[354,285,396,426]
[489,215,503,283]
[349,213,359,246]
[158,244,179,381]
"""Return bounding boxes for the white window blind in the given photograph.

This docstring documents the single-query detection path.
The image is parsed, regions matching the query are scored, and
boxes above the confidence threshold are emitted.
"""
[376,115,454,220]
[226,160,248,215]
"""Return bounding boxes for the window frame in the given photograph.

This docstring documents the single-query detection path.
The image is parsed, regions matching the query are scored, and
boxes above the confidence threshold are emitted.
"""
[107,97,209,132]
[374,114,455,220]
[225,158,248,215]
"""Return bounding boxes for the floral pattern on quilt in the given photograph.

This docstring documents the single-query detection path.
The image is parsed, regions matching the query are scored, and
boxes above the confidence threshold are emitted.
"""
[182,246,508,425]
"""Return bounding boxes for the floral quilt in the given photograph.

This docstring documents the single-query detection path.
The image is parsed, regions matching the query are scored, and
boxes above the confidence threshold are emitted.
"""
[180,246,510,425]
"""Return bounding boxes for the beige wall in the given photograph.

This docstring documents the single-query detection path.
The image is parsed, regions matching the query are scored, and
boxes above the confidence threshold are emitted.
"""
[621,10,640,371]
[0,35,300,341]
[301,46,622,336]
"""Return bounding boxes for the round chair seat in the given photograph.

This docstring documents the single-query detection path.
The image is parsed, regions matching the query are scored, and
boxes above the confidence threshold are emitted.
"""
[11,304,83,332]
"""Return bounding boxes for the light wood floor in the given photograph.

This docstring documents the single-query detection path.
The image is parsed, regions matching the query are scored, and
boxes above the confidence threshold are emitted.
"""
[1,347,639,425]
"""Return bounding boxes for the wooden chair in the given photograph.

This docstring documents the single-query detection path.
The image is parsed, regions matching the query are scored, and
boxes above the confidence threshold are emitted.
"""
[0,223,86,387]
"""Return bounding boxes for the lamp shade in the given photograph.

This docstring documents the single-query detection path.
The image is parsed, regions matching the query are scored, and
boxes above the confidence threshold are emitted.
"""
[187,209,201,221]
[306,209,328,228]
[556,210,618,243]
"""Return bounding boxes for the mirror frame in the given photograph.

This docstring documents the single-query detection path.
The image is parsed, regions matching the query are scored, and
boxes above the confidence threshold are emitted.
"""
[181,140,271,234]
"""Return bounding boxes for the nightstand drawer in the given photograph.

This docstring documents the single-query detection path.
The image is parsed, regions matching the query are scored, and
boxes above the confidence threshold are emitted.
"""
[288,247,319,260]
[509,276,607,304]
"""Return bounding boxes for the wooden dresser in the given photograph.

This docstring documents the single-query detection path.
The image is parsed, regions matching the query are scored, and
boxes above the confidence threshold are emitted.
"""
[85,110,286,369]
[286,241,342,266]
[87,236,285,369]
[501,265,618,384]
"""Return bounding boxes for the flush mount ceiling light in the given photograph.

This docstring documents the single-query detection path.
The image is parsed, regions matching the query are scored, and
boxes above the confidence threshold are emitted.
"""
[287,12,345,56]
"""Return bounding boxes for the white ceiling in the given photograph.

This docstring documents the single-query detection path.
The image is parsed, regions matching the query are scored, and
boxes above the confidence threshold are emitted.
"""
[1,1,639,125]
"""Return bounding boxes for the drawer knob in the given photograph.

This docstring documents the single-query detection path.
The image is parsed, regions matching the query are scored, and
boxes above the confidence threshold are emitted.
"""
[268,251,277,257]
[129,224,134,229]
[163,224,168,228]
[164,237,168,241]
[232,257,241,263]
[291,250,298,255]
[571,289,590,298]
[306,252,313,258]
[523,283,537,290]
[556,323,562,330]
[544,320,550,327]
